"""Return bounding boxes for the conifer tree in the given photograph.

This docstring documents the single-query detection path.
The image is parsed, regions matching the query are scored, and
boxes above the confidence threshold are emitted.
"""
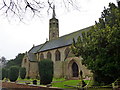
[72,2,120,85]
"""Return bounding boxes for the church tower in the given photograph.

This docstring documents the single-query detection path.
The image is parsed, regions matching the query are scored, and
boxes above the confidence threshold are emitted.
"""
[49,5,59,41]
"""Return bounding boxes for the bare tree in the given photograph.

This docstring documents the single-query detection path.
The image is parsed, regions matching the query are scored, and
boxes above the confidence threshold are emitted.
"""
[0,56,7,67]
[0,0,80,21]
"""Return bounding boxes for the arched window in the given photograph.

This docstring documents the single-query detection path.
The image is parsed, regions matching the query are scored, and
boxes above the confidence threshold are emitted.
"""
[65,47,70,59]
[55,50,61,61]
[24,59,27,63]
[47,52,52,60]
[40,53,44,60]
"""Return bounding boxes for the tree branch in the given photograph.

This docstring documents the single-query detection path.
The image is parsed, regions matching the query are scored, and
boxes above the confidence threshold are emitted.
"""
[0,0,80,21]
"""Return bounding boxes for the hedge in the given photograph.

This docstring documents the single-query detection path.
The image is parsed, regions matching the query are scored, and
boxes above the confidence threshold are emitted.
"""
[38,59,53,85]
[8,66,19,82]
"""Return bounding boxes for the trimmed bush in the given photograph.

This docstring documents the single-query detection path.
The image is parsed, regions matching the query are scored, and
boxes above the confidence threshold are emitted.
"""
[0,68,1,80]
[26,76,30,79]
[1,68,8,80]
[5,69,8,79]
[19,67,26,79]
[33,80,37,85]
[38,59,53,85]
[8,66,19,82]
[2,68,5,80]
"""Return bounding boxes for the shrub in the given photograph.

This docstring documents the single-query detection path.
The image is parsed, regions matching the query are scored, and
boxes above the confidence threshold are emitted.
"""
[38,59,53,85]
[8,66,19,82]
[27,76,30,79]
[2,68,5,80]
[0,68,2,80]
[82,80,86,87]
[19,67,26,79]
[1,68,8,80]
[5,69,8,79]
[33,80,37,85]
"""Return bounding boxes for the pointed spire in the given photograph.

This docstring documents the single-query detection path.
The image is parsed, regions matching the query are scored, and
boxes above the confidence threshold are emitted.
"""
[33,44,35,47]
[52,5,56,18]
[117,0,120,8]
[46,38,48,42]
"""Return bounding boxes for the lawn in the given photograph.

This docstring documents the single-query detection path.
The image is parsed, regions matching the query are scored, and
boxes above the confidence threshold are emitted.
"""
[17,78,40,84]
[52,80,79,88]
[3,78,89,89]
[52,78,65,81]
[17,78,66,84]
[52,79,89,88]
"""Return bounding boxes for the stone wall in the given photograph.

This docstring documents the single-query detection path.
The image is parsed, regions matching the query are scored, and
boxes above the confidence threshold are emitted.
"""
[54,61,64,78]
[21,55,38,79]
[29,62,38,78]
[64,57,92,79]
[21,55,30,78]
[37,46,71,78]
[22,45,92,79]
[38,46,71,62]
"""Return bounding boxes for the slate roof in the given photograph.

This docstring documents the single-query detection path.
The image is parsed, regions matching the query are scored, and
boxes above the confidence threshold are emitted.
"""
[27,44,43,61]
[29,44,43,53]
[28,26,92,61]
[38,26,91,52]
[28,53,37,62]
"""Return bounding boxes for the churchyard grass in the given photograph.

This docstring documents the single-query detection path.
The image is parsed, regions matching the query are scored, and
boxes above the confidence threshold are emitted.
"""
[52,80,79,88]
[3,78,89,88]
[52,79,89,88]
[52,78,65,81]
[17,78,66,85]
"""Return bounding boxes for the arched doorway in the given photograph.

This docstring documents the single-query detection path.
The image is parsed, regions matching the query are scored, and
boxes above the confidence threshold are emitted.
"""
[72,62,79,77]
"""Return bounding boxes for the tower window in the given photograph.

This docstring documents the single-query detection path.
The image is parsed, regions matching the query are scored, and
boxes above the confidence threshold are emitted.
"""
[53,23,56,27]
[52,33,55,37]
[56,23,58,28]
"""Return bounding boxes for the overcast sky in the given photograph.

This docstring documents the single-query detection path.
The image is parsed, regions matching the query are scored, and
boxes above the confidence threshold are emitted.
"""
[0,0,117,60]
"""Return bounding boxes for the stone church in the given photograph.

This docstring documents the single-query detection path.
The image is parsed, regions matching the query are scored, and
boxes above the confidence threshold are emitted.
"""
[21,6,92,79]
